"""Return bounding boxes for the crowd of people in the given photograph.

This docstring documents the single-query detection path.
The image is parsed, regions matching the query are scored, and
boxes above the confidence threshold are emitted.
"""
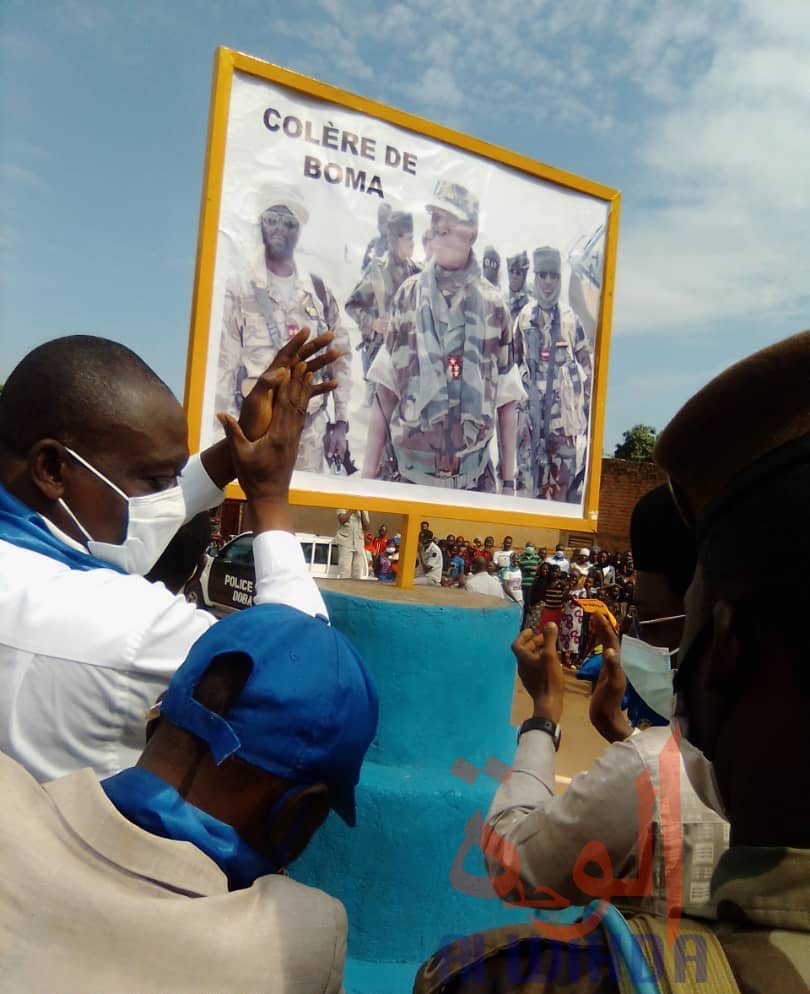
[0,326,807,994]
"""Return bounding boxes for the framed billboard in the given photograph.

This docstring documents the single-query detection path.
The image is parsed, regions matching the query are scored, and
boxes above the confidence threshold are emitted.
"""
[186,47,620,533]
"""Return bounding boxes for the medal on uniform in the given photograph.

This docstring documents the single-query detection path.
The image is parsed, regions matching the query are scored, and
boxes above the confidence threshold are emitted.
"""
[447,355,462,379]
[287,322,300,339]
[540,348,550,361]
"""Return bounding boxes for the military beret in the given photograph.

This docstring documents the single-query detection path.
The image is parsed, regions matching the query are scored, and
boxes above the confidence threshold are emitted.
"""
[654,330,810,530]
[507,251,530,272]
[533,246,561,273]
[387,211,413,237]
[426,180,479,225]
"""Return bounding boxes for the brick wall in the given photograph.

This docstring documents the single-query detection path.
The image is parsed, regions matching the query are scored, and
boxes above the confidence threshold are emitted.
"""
[595,459,667,552]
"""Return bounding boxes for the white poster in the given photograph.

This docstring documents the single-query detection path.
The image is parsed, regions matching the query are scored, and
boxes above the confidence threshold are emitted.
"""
[191,57,617,523]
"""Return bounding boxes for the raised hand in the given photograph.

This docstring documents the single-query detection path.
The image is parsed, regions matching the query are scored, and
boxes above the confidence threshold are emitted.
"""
[512,624,564,724]
[239,329,340,441]
[218,360,313,508]
[589,613,632,743]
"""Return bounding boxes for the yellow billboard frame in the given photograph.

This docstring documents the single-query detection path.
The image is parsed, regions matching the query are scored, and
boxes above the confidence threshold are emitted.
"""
[185,47,620,585]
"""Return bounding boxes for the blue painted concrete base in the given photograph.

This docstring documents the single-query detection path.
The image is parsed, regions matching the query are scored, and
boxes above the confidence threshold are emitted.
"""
[293,586,525,991]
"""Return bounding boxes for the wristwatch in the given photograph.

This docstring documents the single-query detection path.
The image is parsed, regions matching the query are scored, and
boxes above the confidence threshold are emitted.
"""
[517,716,561,751]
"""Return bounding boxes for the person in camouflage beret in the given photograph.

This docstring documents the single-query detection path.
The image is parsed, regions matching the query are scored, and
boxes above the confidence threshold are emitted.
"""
[214,187,352,474]
[414,330,810,994]
[345,210,420,406]
[514,245,593,503]
[362,180,525,493]
[506,249,535,322]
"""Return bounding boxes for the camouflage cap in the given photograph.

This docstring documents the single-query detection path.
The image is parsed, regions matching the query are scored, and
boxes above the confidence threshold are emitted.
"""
[425,180,479,225]
[258,184,309,226]
[507,251,530,272]
[387,210,413,237]
[533,246,561,273]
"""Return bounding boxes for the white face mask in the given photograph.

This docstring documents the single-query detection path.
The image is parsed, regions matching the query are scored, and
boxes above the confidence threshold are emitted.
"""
[58,446,187,575]
[620,634,677,721]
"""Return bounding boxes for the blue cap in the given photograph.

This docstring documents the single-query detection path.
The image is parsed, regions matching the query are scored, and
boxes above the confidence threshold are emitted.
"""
[161,604,379,826]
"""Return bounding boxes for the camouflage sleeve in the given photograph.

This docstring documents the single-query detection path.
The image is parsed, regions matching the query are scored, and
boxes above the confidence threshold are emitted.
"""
[344,268,377,338]
[496,299,515,375]
[214,279,244,418]
[573,318,593,408]
[381,276,419,399]
[324,286,353,423]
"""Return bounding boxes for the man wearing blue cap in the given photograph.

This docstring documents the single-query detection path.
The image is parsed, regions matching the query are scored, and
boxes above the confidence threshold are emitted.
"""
[0,361,379,993]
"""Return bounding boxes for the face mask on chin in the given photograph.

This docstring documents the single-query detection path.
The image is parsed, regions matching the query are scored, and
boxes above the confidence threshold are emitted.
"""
[620,634,677,721]
[58,446,187,575]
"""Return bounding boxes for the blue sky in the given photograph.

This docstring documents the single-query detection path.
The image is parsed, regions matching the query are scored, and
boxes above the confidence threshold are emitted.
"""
[2,0,808,452]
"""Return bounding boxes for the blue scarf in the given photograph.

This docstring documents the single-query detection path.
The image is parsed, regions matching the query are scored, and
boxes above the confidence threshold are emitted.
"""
[102,766,276,890]
[0,484,124,573]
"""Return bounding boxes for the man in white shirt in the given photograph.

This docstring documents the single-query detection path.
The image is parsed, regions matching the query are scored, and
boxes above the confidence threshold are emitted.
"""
[463,556,506,598]
[0,374,379,993]
[0,330,340,782]
[414,529,443,585]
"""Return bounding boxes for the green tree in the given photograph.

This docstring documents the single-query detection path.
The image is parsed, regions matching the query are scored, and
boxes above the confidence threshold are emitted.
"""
[613,424,657,461]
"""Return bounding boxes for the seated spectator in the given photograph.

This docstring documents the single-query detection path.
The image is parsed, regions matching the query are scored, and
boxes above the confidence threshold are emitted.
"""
[414,530,442,586]
[462,556,505,598]
[0,331,339,782]
[447,544,466,583]
[370,525,388,560]
[374,542,397,583]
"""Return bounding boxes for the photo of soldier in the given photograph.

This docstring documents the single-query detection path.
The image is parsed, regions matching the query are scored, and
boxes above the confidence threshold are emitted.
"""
[362,180,525,493]
[482,245,501,288]
[506,250,535,322]
[514,245,593,503]
[345,211,421,407]
[214,186,353,474]
[361,202,392,271]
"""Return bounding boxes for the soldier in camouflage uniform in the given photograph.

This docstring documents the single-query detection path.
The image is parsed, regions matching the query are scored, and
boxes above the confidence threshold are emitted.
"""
[345,211,420,405]
[215,188,352,473]
[361,202,392,271]
[414,331,810,994]
[482,245,501,288]
[506,250,535,322]
[514,246,593,503]
[362,181,525,493]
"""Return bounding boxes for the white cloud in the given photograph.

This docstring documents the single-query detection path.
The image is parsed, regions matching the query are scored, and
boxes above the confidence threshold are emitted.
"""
[615,4,810,334]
